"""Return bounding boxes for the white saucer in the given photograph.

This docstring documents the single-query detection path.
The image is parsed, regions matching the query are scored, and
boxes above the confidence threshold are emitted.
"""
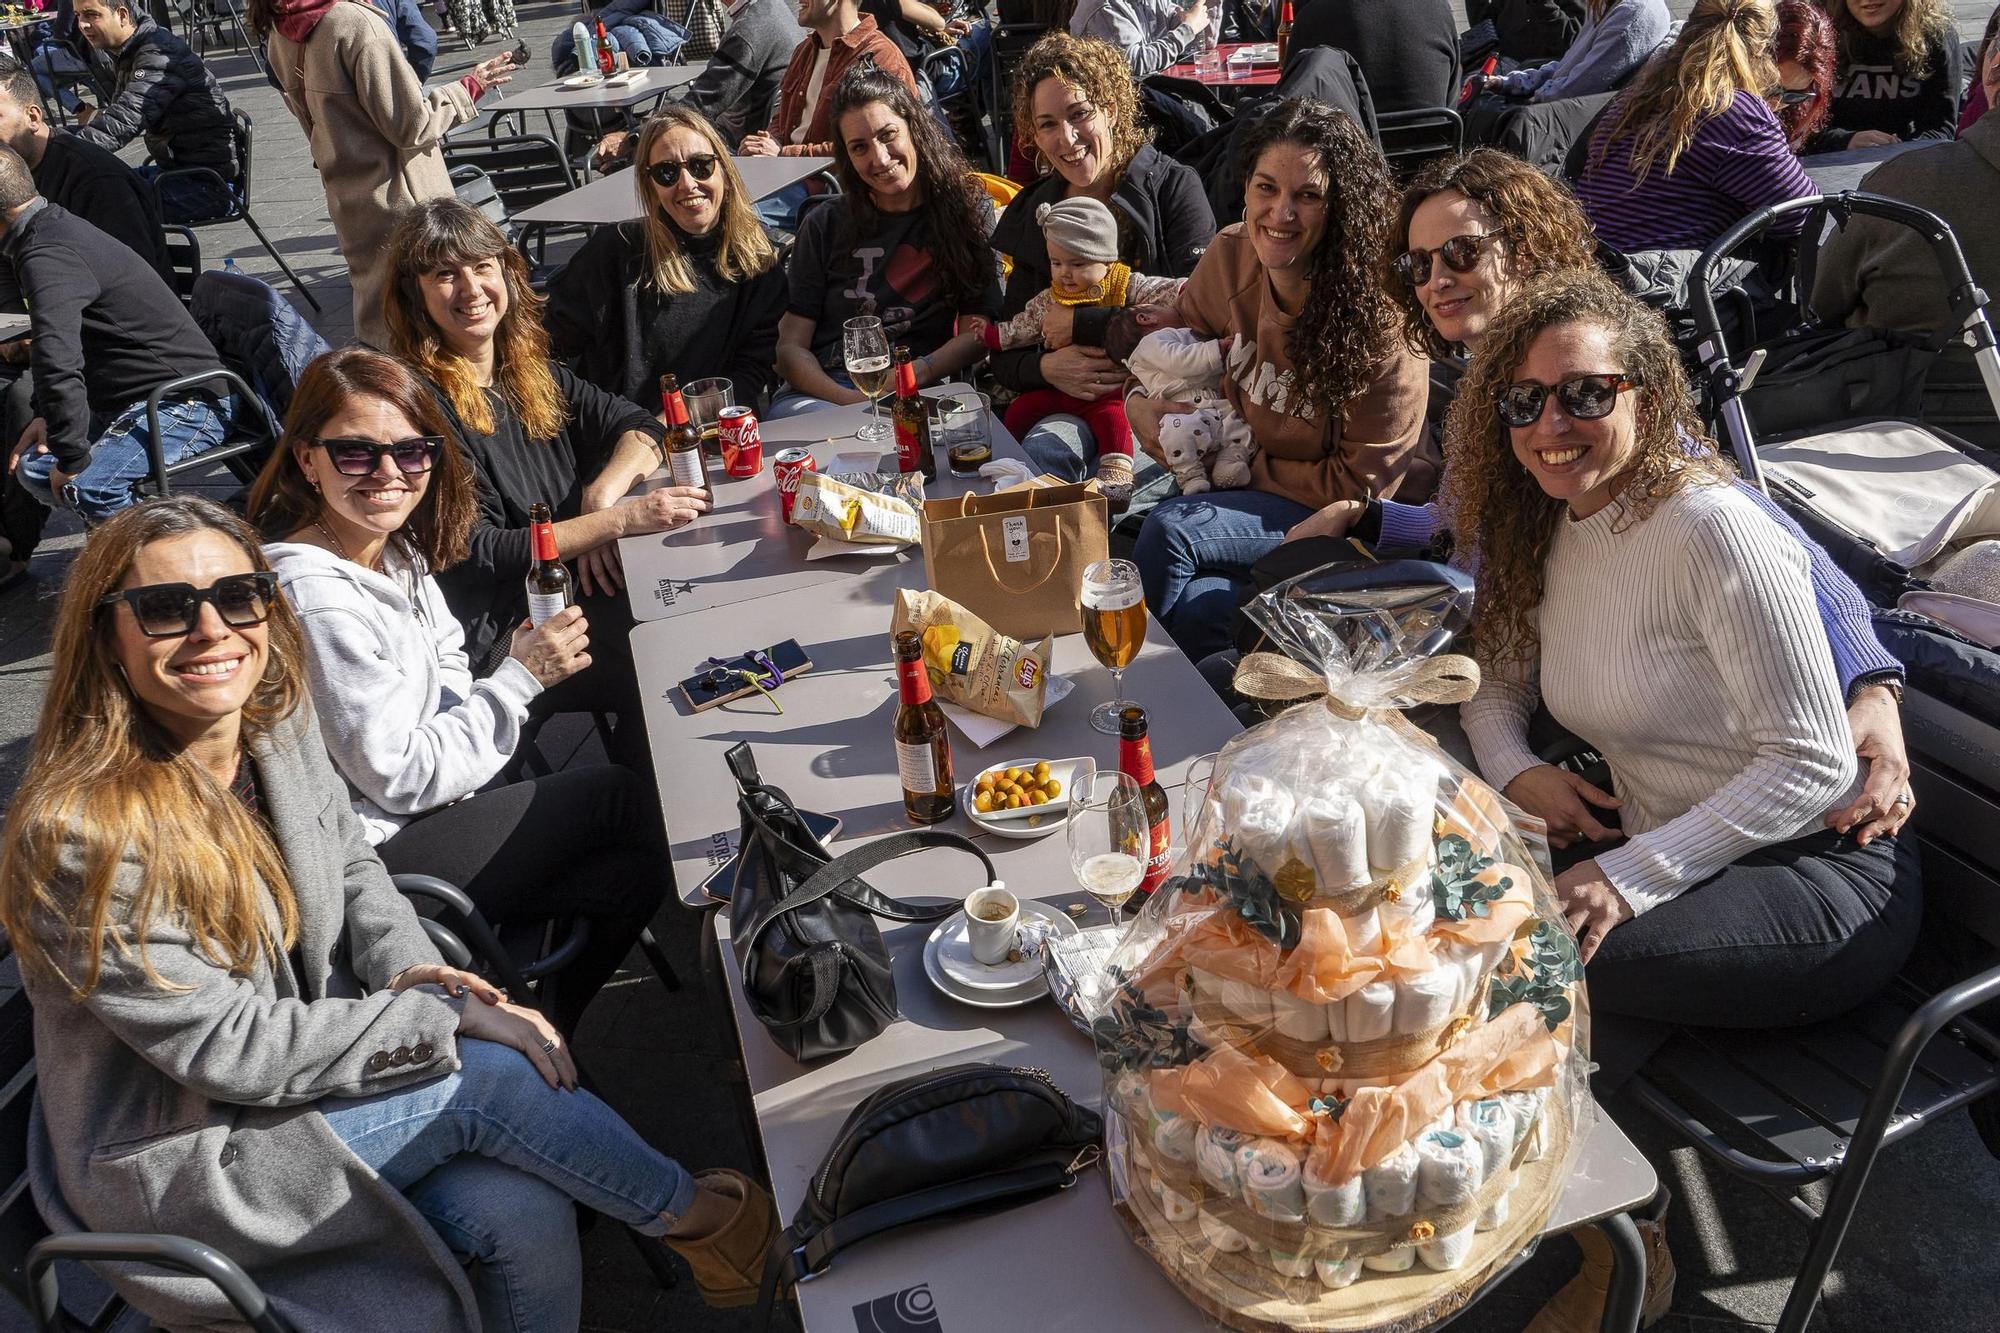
[962,756,1094,841]
[922,900,1080,1008]
[560,73,604,88]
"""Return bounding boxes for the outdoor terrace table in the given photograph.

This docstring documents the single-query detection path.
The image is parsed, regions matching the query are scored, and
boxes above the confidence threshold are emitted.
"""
[1800,139,1924,196]
[495,63,701,117]
[1160,41,1283,89]
[513,154,834,228]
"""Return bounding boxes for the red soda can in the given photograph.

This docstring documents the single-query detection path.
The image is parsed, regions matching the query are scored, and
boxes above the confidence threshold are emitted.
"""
[773,447,815,524]
[719,406,763,477]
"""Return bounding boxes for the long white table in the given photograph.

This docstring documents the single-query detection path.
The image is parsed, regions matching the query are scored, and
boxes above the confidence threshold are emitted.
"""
[514,154,833,227]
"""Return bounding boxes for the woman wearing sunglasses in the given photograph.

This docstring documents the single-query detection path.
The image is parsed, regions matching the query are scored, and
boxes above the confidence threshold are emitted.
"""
[384,198,709,787]
[1769,0,1836,150]
[545,107,786,411]
[249,347,667,1039]
[0,495,776,1332]
[1449,273,1920,1332]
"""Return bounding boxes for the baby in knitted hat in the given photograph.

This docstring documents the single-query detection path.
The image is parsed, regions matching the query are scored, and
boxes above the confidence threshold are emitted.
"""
[982,195,1182,504]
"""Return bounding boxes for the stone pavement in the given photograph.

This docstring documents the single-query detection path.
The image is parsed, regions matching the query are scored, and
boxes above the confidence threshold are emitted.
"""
[1,2,1998,1329]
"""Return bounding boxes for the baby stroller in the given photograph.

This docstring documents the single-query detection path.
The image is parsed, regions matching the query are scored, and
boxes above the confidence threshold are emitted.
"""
[1687,192,2000,1057]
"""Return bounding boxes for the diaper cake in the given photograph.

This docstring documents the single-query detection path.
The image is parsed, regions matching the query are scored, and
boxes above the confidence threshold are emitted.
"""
[1089,569,1590,1331]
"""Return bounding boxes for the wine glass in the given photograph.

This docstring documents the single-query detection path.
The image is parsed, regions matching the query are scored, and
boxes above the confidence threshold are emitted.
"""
[1069,770,1147,931]
[1183,751,1220,855]
[842,316,892,445]
[1080,557,1146,735]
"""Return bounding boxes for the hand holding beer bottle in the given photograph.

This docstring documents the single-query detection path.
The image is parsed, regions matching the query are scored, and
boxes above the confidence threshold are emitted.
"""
[509,605,592,687]
[1081,557,1147,735]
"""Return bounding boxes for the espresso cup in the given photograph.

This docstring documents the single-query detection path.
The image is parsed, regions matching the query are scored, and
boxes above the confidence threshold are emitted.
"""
[963,884,1019,966]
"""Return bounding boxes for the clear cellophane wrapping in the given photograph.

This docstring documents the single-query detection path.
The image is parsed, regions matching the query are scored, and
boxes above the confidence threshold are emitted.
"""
[1087,573,1591,1332]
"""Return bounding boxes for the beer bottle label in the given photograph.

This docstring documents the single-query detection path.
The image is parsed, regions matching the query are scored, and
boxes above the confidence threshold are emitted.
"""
[669,448,705,489]
[527,591,566,628]
[895,739,938,795]
[1142,818,1172,892]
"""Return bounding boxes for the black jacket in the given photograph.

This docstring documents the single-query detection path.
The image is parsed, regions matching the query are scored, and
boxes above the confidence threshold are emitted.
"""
[1813,25,1964,153]
[430,362,667,667]
[1466,0,1587,64]
[0,200,219,471]
[74,17,236,176]
[987,142,1215,392]
[1291,0,1458,114]
[681,0,804,143]
[32,129,170,280]
[544,221,788,411]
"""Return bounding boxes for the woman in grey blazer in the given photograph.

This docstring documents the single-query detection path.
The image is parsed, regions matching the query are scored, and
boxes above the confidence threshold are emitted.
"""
[0,497,773,1330]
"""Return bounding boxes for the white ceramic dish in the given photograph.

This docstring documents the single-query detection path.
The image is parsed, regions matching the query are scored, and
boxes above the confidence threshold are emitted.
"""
[922,901,1080,1008]
[560,73,604,89]
[603,69,644,86]
[962,756,1093,841]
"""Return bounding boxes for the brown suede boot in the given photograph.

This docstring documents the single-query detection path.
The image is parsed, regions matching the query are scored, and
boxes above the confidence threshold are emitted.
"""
[1523,1198,1676,1333]
[660,1168,778,1309]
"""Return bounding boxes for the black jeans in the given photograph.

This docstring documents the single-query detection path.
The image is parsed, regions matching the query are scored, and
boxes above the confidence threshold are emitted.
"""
[526,581,656,793]
[376,764,670,1036]
[1566,829,1924,1088]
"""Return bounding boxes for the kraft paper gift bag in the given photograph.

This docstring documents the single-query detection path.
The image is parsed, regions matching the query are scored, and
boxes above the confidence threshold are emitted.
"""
[920,482,1108,640]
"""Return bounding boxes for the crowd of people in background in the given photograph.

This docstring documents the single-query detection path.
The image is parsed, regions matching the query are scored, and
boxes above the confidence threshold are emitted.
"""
[0,0,1994,1328]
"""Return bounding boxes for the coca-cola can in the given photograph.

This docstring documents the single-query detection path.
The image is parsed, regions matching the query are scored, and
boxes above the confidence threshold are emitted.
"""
[773,447,815,524]
[719,405,763,477]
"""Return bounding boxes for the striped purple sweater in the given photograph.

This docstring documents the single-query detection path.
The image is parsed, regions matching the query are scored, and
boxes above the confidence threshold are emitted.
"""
[1575,89,1817,253]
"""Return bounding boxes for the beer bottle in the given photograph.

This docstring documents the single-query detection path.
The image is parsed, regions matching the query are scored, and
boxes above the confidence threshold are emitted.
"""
[525,502,570,627]
[661,374,707,490]
[1118,705,1172,898]
[890,345,937,482]
[1276,0,1293,68]
[892,630,955,824]
[594,20,616,74]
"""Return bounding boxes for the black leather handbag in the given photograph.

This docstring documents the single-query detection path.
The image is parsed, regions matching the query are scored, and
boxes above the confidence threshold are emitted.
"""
[725,743,993,1062]
[757,1062,1104,1317]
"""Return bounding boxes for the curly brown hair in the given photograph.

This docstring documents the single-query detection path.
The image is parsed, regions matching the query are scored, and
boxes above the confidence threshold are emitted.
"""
[1235,98,1399,417]
[1009,32,1147,179]
[1384,150,1598,360]
[1442,270,1735,669]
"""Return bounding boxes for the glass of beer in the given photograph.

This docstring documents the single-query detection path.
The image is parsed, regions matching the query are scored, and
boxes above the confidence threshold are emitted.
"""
[684,376,733,455]
[1068,770,1147,930]
[842,316,893,444]
[1080,557,1146,735]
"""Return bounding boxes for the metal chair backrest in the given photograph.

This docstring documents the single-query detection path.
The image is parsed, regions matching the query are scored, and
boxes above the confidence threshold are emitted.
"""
[442,134,579,219]
[449,164,509,229]
[162,224,202,308]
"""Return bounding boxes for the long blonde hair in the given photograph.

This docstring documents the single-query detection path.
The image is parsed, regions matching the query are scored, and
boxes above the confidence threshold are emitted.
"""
[1442,272,1735,670]
[0,499,306,998]
[383,199,569,442]
[631,106,776,296]
[1595,0,1780,181]
[1832,0,1955,79]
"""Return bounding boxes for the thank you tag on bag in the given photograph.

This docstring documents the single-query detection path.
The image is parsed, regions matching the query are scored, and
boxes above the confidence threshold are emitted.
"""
[1002,515,1029,563]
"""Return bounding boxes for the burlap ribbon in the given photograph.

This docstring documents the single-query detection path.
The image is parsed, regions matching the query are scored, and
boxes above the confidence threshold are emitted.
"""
[1231,651,1481,721]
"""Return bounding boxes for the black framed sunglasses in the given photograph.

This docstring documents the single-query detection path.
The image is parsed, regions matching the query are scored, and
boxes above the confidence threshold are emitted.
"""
[1767,86,1816,106]
[646,154,721,188]
[1495,372,1642,429]
[309,436,444,476]
[1394,231,1505,287]
[96,572,280,638]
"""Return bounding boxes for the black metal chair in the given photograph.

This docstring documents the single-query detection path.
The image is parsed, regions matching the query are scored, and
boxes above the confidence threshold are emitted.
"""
[152,109,319,311]
[162,223,201,309]
[1376,106,1464,179]
[125,367,279,505]
[440,133,582,264]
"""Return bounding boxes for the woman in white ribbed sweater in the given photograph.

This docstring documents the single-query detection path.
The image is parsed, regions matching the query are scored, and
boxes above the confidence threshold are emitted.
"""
[1452,272,1921,1072]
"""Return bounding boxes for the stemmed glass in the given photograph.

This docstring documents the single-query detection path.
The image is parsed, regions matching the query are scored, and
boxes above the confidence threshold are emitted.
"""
[842,316,893,445]
[1183,751,1220,856]
[1080,557,1146,735]
[1068,770,1147,931]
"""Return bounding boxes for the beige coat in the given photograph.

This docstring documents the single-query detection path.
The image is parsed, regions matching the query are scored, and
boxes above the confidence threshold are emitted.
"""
[267,1,475,348]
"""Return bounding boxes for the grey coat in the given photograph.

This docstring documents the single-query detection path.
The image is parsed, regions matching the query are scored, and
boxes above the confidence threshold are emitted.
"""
[24,706,481,1332]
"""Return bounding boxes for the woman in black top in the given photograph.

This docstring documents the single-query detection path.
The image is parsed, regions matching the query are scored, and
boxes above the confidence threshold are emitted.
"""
[989,32,1214,478]
[384,198,709,779]
[545,106,787,410]
[770,65,1000,417]
[1815,0,1963,150]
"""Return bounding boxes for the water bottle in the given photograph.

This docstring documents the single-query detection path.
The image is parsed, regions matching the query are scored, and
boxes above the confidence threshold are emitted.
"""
[222,256,240,274]
[570,21,591,75]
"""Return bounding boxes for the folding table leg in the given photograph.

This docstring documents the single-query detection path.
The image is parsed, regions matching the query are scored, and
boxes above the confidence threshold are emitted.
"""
[1598,1212,1646,1333]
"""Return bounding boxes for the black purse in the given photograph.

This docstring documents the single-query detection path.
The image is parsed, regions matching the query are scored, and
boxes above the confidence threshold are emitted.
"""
[725,743,993,1062]
[757,1062,1104,1317]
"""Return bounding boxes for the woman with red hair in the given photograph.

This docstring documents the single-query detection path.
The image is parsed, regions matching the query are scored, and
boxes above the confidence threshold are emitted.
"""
[1770,0,1836,149]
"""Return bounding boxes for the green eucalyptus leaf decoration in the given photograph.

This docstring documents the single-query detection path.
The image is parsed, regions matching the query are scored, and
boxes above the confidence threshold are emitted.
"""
[1308,1094,1349,1122]
[1486,919,1582,1032]
[1174,838,1299,949]
[1431,833,1511,922]
[1091,972,1208,1074]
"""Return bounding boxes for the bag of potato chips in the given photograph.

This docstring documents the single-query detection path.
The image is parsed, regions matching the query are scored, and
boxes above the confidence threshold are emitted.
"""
[892,589,1052,728]
[791,471,925,547]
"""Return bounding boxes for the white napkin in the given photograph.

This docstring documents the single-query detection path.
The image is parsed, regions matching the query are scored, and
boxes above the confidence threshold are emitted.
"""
[804,535,906,561]
[938,674,1074,746]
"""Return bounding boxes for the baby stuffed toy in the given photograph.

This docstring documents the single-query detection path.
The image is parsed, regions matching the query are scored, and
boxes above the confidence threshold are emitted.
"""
[1125,327,1258,493]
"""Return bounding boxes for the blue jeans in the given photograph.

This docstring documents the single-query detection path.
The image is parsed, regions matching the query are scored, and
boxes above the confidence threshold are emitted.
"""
[755,177,812,232]
[768,367,856,420]
[1133,489,1313,661]
[320,1038,696,1333]
[925,19,993,101]
[1017,412,1176,519]
[136,162,237,224]
[30,41,88,112]
[17,394,241,525]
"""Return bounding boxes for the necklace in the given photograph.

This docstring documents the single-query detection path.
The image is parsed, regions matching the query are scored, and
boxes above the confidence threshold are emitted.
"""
[313,518,377,571]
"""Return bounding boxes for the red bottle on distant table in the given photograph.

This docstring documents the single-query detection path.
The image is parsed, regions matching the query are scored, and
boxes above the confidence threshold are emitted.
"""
[1118,705,1172,898]
[594,21,616,74]
[1276,1,1293,68]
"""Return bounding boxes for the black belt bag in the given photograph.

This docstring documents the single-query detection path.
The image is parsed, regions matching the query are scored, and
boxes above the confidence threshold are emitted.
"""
[725,743,992,1062]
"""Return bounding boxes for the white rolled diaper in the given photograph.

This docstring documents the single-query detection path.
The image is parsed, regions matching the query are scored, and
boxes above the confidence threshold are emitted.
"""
[1419,1224,1476,1271]
[1152,1110,1198,1165]
[1152,1173,1199,1222]
[1270,988,1332,1042]
[1315,1255,1364,1289]
[1366,759,1441,872]
[1363,1246,1417,1273]
[1362,1142,1419,1220]
[1197,1207,1249,1253]
[1346,905,1384,955]
[1237,1137,1306,1221]
[1197,1125,1252,1197]
[1291,794,1370,892]
[1213,976,1275,1028]
[1221,772,1297,875]
[1345,980,1396,1043]
[1477,1172,1515,1232]
[1416,1130,1483,1207]
[1394,964,1460,1036]
[1265,1248,1315,1279]
[1378,880,1435,935]
[1457,1098,1514,1179]
[1304,1160,1365,1228]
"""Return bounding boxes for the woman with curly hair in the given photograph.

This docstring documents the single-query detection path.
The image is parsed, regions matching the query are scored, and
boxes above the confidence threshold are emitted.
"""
[1572,0,1816,253]
[1451,271,1922,1329]
[1815,0,1963,150]
[1128,98,1433,661]
[1770,0,1837,148]
[987,31,1214,477]
[769,65,1000,416]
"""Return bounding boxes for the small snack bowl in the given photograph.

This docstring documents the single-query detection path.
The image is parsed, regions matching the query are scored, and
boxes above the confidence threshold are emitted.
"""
[964,757,1093,841]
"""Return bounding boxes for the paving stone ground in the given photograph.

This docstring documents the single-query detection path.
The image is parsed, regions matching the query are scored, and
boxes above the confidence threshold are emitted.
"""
[0,2,1996,1328]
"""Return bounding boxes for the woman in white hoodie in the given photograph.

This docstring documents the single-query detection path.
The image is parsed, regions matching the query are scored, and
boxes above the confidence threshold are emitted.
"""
[250,347,667,1036]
